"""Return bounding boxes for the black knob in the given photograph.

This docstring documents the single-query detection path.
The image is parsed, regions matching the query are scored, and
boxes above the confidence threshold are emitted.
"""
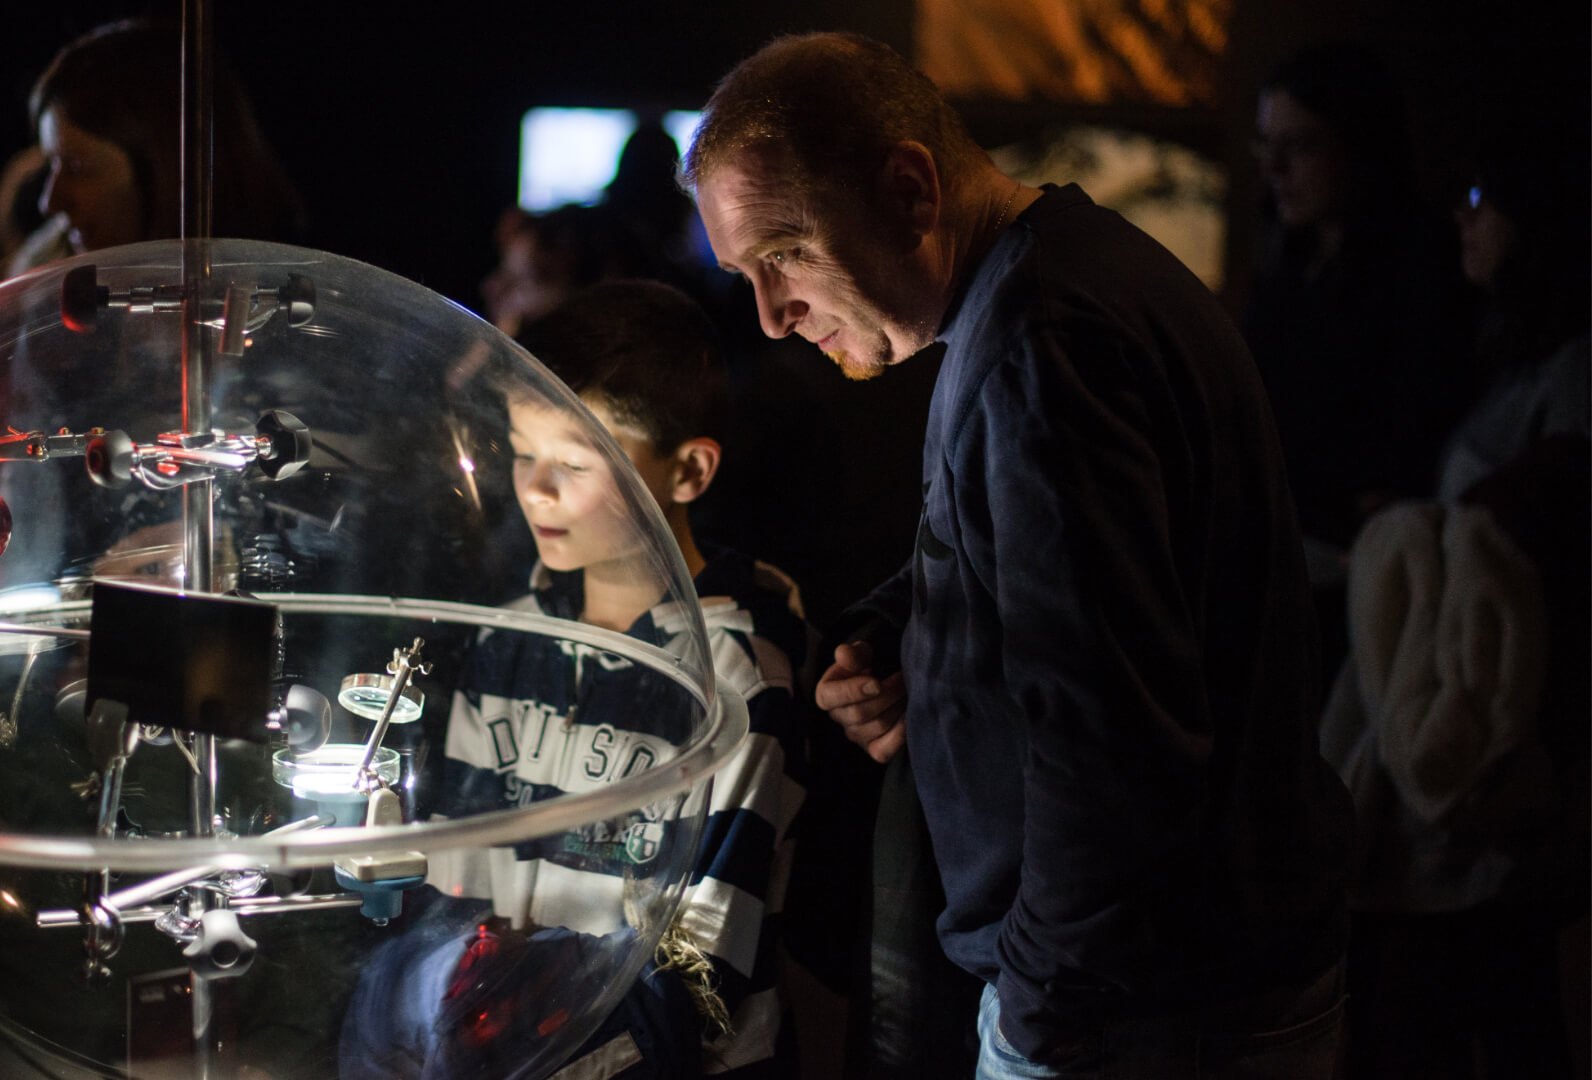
[280,274,315,327]
[84,431,134,488]
[60,265,107,334]
[256,410,311,480]
[281,684,332,751]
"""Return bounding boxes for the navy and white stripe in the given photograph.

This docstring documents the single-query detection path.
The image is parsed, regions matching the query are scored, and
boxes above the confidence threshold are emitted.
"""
[431,547,808,1077]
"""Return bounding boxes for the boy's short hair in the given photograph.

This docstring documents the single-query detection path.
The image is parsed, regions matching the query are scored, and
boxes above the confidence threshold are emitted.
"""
[509,279,729,453]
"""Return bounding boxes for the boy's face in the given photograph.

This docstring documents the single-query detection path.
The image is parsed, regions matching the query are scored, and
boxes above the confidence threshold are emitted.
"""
[507,394,676,574]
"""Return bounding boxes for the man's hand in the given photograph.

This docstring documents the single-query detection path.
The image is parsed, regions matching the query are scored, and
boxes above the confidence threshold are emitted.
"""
[815,641,907,764]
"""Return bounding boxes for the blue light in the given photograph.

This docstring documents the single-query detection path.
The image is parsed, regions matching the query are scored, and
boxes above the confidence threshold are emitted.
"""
[517,107,703,213]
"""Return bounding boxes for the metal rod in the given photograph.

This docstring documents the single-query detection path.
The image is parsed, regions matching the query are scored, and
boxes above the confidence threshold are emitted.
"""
[0,650,37,747]
[180,0,215,595]
[106,864,219,912]
[0,622,92,642]
[83,815,337,912]
[97,760,127,840]
[192,976,214,1079]
[189,734,218,843]
[357,640,428,780]
[356,663,414,778]
[37,891,364,928]
[180,0,214,272]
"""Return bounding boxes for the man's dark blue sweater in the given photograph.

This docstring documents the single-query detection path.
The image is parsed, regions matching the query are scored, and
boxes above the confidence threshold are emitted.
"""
[852,184,1354,1063]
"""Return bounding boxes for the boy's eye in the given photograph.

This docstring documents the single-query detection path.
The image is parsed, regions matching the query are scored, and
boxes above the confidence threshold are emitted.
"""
[514,453,587,474]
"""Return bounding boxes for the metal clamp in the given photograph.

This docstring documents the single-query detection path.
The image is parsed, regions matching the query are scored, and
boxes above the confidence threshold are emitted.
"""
[60,264,316,348]
[84,410,311,489]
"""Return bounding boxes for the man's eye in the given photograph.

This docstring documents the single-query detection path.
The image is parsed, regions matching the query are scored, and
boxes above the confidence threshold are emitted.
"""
[770,247,802,266]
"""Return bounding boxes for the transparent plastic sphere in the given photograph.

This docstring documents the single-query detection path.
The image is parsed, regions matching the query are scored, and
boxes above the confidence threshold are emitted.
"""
[0,239,743,1079]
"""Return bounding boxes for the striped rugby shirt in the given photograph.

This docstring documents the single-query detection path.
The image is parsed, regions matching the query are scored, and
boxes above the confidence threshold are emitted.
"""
[429,547,809,1076]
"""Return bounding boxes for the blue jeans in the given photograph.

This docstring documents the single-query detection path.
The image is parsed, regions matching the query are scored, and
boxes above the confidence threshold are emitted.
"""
[975,962,1345,1080]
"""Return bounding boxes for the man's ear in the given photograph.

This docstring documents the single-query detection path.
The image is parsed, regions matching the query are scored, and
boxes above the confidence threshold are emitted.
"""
[878,141,941,239]
[670,437,722,504]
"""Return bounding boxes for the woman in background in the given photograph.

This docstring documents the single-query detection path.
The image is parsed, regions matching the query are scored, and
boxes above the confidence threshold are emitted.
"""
[7,17,304,276]
[1324,111,1589,1080]
[1243,41,1476,675]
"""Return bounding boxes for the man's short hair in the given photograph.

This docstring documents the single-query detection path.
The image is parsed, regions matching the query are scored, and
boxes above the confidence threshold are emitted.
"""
[510,279,728,453]
[682,32,985,201]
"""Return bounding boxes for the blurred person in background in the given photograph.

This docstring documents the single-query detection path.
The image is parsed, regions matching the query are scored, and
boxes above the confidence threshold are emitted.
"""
[0,145,55,269]
[5,16,304,278]
[1438,117,1589,501]
[1243,41,1476,676]
[1320,106,1589,1079]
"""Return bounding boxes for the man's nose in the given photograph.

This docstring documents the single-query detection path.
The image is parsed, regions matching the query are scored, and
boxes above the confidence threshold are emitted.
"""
[753,276,806,340]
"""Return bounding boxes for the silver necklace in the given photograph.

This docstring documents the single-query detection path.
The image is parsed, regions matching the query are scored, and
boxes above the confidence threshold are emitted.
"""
[992,181,1021,231]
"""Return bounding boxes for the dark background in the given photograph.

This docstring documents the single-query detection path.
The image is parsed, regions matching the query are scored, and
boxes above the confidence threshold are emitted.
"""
[1,0,1584,315]
[2,0,1581,629]
[0,1,911,309]
[0,0,1583,629]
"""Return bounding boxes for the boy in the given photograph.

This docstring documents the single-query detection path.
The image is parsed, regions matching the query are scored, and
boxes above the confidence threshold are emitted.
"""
[343,280,808,1078]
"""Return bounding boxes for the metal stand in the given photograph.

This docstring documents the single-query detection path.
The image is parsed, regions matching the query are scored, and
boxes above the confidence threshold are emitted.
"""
[181,3,219,1071]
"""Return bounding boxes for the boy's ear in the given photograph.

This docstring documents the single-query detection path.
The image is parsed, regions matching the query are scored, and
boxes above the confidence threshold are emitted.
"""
[670,437,721,504]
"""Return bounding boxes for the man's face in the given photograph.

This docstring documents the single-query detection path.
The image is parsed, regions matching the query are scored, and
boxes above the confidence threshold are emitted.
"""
[696,154,936,381]
[507,395,673,574]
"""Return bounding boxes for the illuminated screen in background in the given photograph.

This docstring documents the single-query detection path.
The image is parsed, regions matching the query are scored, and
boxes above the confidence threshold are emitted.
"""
[518,108,704,212]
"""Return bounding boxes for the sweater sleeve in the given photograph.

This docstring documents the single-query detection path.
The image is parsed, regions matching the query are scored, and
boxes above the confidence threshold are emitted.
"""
[971,321,1217,1051]
[825,560,913,675]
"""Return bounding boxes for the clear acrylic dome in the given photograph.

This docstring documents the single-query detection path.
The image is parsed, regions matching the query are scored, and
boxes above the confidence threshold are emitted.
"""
[0,239,745,1079]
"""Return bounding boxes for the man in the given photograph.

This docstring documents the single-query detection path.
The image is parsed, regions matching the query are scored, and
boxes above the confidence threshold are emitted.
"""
[686,31,1355,1079]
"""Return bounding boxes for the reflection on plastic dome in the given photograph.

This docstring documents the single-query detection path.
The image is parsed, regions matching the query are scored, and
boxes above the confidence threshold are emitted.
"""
[0,240,743,1079]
